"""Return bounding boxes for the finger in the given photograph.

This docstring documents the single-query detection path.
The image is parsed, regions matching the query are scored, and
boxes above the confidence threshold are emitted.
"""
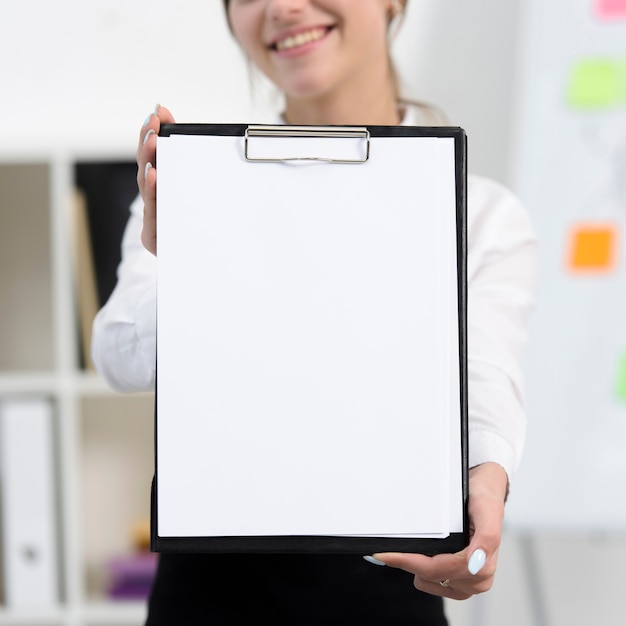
[155,104,176,125]
[136,111,158,200]
[143,161,156,205]
[374,551,467,582]
[141,162,157,255]
[136,142,156,211]
[137,104,161,160]
[467,547,487,575]
[139,129,157,182]
[414,578,473,601]
[458,463,508,585]
[375,553,476,600]
[463,497,504,581]
[136,104,176,197]
[373,547,495,597]
[136,105,176,161]
[410,553,496,598]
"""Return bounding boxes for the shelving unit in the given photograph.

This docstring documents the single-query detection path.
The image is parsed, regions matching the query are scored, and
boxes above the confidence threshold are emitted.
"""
[0,154,153,626]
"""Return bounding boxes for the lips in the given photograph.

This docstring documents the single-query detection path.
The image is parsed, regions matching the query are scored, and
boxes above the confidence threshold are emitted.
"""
[270,25,334,53]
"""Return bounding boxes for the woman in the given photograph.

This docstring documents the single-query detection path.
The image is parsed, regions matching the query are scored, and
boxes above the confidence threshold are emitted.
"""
[92,1,538,623]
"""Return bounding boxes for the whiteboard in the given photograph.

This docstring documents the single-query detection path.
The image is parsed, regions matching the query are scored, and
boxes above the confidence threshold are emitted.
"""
[506,0,626,530]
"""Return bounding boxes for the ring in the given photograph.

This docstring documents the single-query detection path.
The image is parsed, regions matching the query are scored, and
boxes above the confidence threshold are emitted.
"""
[439,579,450,588]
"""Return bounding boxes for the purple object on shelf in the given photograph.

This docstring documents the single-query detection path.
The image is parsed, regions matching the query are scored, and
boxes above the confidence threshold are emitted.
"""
[109,581,154,600]
[106,553,159,601]
[107,552,158,577]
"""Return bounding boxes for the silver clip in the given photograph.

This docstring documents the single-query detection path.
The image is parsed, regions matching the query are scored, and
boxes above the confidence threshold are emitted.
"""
[244,125,370,164]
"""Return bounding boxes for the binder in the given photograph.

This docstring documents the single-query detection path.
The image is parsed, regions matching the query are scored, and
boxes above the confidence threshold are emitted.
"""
[0,397,59,606]
[152,124,468,555]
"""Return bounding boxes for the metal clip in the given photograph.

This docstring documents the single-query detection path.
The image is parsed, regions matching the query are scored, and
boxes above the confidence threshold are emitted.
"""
[244,125,370,164]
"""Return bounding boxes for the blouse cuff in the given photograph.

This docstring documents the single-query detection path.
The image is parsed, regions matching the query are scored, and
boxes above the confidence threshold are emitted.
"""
[468,428,517,483]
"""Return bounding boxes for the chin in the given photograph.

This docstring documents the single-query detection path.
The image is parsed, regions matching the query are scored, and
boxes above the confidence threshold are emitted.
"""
[281,78,334,102]
[268,65,335,102]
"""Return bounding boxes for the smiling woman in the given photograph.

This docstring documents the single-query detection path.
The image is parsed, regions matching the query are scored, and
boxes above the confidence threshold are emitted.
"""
[223,0,428,125]
[90,0,538,624]
[224,0,401,123]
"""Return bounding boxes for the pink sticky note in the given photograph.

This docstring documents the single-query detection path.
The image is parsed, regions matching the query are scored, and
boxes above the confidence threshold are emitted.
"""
[595,0,626,20]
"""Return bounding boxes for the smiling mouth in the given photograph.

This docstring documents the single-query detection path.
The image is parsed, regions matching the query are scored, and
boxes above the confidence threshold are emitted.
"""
[271,26,333,52]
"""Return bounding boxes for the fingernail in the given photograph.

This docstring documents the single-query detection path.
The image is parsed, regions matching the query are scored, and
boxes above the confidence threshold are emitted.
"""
[468,549,486,575]
[145,162,153,180]
[143,113,152,127]
[143,128,156,145]
[154,103,161,114]
[363,555,386,567]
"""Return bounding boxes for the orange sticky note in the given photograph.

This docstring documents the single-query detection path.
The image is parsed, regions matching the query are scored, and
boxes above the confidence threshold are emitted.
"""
[595,0,626,20]
[567,223,619,273]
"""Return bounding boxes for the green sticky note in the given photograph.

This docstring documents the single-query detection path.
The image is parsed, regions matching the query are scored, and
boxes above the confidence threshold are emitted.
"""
[618,60,626,102]
[568,59,619,109]
[616,352,626,402]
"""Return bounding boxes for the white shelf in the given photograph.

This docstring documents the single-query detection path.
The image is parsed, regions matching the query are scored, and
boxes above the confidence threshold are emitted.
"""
[0,373,62,396]
[0,607,66,626]
[0,601,147,626]
[0,159,152,626]
[82,601,148,625]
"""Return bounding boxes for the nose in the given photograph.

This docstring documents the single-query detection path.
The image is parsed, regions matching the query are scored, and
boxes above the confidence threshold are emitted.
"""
[266,0,307,21]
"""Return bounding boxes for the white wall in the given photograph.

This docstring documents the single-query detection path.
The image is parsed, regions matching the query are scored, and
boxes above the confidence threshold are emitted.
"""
[395,0,524,183]
[0,1,253,153]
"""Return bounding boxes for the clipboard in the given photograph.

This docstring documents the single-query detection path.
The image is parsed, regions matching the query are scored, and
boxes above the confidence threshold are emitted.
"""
[152,123,468,555]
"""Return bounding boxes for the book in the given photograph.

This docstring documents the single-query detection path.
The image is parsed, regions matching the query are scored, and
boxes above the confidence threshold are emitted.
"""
[0,397,59,606]
[72,162,138,369]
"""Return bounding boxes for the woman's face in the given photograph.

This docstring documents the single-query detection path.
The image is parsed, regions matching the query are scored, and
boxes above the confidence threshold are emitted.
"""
[228,0,393,102]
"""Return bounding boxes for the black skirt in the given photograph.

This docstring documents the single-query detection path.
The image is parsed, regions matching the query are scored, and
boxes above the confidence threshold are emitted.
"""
[145,553,448,625]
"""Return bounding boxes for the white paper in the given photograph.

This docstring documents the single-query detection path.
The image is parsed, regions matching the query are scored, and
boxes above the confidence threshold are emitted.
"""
[156,131,462,538]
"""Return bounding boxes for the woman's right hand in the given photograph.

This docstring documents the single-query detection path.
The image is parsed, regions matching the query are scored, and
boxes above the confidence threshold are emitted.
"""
[137,104,176,256]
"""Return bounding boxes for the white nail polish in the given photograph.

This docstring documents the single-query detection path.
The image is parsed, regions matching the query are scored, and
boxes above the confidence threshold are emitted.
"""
[468,549,486,575]
[145,162,153,180]
[143,129,156,145]
[143,113,152,127]
[363,555,386,567]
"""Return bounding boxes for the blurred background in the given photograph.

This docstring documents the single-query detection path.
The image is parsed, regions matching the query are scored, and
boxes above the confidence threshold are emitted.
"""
[0,0,625,624]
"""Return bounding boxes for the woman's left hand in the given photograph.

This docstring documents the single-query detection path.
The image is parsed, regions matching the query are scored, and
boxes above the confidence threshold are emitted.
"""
[372,462,508,600]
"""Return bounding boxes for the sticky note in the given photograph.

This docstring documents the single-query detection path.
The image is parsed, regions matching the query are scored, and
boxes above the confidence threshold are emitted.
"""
[566,223,619,273]
[568,59,620,109]
[615,352,626,402]
[595,0,626,20]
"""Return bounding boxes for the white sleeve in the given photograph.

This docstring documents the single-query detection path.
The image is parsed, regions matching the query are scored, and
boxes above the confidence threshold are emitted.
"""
[91,194,157,392]
[466,176,539,480]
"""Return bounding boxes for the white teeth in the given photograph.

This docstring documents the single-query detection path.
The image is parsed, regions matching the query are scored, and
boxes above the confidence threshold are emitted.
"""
[275,28,326,51]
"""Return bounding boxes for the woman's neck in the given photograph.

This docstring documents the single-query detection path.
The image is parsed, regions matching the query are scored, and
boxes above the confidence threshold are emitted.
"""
[282,64,401,126]
[284,95,401,126]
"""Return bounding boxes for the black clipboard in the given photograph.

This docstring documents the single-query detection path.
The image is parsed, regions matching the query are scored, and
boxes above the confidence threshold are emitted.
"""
[151,123,468,555]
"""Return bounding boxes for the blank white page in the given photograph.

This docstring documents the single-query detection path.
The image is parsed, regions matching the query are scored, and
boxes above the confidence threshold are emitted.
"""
[156,130,460,538]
